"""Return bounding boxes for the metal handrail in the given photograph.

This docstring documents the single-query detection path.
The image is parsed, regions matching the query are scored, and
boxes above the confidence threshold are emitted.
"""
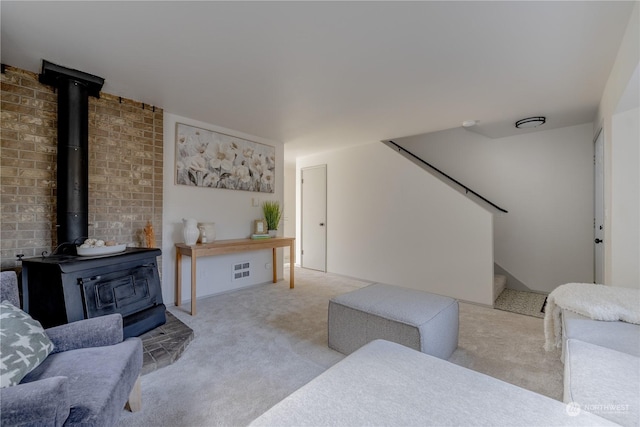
[386,140,508,213]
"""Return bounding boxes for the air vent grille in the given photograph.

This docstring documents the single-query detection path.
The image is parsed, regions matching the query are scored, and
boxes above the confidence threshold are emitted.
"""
[232,262,250,281]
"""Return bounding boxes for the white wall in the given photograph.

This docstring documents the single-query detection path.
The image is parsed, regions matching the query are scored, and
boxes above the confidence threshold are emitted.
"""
[162,113,284,305]
[395,123,595,294]
[610,106,639,288]
[283,162,296,264]
[595,3,639,287]
[296,142,494,306]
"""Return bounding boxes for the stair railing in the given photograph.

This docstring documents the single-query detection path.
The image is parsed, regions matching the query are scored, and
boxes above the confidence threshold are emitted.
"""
[385,140,508,213]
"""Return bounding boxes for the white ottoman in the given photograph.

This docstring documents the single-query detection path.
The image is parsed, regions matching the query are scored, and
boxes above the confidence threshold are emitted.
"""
[328,283,459,359]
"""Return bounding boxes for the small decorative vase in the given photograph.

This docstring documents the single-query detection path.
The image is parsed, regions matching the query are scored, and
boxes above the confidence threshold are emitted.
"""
[182,218,199,245]
[268,229,277,238]
[198,222,215,243]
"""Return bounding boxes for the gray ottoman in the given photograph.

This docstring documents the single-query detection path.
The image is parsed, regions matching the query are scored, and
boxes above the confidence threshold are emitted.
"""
[328,283,458,359]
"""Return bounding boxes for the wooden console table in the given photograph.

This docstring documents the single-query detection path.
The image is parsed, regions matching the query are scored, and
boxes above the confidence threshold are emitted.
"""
[175,237,295,315]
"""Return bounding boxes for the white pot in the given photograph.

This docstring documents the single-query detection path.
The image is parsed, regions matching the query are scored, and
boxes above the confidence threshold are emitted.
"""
[182,218,199,245]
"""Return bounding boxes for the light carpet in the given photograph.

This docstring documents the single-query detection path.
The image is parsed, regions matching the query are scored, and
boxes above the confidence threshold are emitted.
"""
[118,268,563,427]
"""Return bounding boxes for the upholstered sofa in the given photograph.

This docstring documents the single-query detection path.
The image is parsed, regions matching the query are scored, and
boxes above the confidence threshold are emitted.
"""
[0,271,143,426]
[561,309,639,426]
[251,339,617,426]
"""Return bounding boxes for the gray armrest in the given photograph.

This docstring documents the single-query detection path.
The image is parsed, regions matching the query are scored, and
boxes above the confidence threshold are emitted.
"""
[0,270,20,307]
[0,376,70,427]
[46,314,123,354]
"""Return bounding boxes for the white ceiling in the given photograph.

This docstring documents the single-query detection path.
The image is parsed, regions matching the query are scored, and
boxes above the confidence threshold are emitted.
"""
[1,1,635,162]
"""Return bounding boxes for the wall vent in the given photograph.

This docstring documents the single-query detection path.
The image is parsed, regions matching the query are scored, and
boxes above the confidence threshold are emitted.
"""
[232,261,250,281]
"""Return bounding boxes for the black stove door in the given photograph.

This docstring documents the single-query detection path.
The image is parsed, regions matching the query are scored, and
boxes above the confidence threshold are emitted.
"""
[80,264,159,319]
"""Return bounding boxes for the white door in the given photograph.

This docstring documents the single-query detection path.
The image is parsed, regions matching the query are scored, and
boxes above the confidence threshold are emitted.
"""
[301,165,327,272]
[594,129,605,284]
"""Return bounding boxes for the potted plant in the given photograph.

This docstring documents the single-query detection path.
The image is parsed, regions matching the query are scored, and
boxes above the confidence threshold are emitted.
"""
[262,201,282,237]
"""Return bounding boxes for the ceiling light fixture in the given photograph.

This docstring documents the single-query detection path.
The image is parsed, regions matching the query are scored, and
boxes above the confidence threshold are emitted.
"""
[462,120,478,128]
[515,116,546,129]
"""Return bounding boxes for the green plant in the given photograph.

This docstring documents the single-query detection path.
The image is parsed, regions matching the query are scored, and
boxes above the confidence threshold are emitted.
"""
[262,201,282,231]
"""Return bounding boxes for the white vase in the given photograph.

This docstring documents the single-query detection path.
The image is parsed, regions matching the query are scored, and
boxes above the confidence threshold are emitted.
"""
[198,222,215,243]
[268,229,277,238]
[182,218,199,245]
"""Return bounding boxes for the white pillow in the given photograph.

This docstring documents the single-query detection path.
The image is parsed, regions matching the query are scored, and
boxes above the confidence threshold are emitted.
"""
[0,300,54,388]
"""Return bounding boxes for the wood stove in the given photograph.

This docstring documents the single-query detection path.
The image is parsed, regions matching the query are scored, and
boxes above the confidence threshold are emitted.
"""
[22,248,166,339]
[19,60,167,338]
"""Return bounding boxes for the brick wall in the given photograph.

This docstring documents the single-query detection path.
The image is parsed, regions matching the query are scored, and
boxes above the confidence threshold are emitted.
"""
[1,65,163,269]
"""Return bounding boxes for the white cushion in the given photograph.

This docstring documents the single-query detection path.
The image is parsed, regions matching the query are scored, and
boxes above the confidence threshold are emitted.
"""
[564,338,639,426]
[562,309,640,358]
[252,340,615,426]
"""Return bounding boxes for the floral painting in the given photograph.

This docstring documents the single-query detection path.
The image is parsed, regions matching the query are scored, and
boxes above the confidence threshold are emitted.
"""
[175,123,275,193]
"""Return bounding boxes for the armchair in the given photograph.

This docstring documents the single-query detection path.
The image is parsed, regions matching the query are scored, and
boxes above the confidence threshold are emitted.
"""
[0,271,143,426]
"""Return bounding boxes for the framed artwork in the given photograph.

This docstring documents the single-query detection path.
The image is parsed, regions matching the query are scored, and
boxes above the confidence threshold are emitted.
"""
[175,123,275,193]
[254,219,267,235]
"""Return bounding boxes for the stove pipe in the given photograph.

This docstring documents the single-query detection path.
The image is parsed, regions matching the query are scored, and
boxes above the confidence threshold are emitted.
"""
[39,60,104,254]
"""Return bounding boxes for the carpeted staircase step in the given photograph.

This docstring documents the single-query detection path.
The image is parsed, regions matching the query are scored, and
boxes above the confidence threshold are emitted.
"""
[494,274,507,302]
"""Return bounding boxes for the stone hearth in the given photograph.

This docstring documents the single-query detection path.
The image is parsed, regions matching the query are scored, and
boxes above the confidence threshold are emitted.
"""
[140,312,194,375]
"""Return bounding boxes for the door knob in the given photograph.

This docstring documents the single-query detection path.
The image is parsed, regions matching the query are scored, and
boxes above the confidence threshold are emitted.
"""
[594,238,603,244]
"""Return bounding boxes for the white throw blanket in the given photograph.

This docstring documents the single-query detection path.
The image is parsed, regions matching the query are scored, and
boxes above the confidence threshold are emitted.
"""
[543,283,640,351]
